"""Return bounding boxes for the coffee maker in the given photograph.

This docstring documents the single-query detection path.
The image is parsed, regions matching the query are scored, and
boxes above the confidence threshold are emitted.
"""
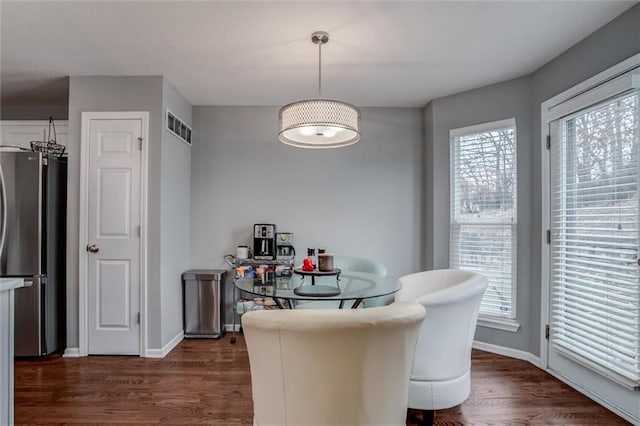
[253,224,276,260]
[276,233,295,260]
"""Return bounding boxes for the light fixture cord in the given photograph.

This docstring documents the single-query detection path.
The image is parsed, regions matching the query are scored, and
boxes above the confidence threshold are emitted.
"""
[318,41,322,97]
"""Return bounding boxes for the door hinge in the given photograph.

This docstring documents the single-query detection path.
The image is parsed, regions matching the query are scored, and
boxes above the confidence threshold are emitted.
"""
[136,225,141,237]
[138,137,143,151]
[545,324,550,340]
[546,230,551,244]
[546,135,551,150]
[136,312,140,324]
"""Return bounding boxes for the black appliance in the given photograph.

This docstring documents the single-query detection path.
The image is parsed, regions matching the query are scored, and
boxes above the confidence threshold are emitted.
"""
[253,224,276,260]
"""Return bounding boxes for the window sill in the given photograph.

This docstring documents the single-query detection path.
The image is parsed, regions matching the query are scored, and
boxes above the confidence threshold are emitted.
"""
[477,316,521,333]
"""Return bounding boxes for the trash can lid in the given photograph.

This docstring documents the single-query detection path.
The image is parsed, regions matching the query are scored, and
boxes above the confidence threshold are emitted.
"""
[182,269,227,280]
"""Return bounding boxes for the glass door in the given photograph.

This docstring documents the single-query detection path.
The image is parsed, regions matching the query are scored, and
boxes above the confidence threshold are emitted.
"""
[548,89,640,421]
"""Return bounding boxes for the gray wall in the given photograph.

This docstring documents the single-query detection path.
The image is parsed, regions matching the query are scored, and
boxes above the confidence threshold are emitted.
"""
[1,76,69,120]
[160,78,192,346]
[424,76,533,352]
[527,3,640,356]
[424,3,640,356]
[0,103,68,121]
[67,76,164,350]
[191,106,423,325]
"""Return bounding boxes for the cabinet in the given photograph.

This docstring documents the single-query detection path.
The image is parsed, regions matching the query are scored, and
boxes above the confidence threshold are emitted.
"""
[0,278,25,425]
[229,258,294,343]
[0,120,69,151]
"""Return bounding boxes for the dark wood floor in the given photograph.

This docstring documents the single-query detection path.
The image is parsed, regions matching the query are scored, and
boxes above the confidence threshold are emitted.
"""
[14,335,630,425]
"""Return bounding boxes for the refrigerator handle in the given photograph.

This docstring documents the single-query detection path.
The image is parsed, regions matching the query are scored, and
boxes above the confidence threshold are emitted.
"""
[0,164,7,258]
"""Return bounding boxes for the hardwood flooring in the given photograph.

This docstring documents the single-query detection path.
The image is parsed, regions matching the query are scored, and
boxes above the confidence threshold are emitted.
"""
[14,335,630,425]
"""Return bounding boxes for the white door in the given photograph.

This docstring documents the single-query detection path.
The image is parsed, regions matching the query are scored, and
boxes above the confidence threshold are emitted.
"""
[86,118,142,355]
[547,89,640,422]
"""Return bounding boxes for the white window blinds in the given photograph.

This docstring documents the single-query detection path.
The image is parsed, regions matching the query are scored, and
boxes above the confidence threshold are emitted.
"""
[550,89,640,389]
[450,118,517,320]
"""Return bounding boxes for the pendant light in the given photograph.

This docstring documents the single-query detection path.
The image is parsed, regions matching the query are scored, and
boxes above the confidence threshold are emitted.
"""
[278,31,361,149]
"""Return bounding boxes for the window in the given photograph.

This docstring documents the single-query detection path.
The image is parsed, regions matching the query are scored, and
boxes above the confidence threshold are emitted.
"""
[550,89,640,389]
[450,118,517,324]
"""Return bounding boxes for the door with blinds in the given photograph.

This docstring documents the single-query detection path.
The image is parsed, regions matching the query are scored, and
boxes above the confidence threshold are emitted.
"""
[548,87,640,421]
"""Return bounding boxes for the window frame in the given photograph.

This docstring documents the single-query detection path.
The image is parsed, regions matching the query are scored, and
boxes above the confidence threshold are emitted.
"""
[549,89,640,389]
[540,53,640,369]
[449,117,520,331]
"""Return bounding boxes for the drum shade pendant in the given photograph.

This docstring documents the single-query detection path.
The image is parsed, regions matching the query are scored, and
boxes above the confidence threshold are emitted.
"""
[278,31,361,149]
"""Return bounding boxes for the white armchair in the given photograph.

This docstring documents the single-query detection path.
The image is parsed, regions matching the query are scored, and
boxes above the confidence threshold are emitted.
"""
[395,269,487,425]
[242,302,426,426]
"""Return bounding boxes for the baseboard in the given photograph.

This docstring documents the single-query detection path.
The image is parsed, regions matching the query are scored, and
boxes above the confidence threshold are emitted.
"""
[224,323,241,332]
[473,340,542,368]
[145,331,184,358]
[63,347,80,358]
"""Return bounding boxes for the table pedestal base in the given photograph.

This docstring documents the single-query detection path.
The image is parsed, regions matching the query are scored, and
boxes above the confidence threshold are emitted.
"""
[293,285,341,297]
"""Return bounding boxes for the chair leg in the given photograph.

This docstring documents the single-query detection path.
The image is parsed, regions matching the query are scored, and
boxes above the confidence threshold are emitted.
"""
[406,409,434,426]
[419,409,434,426]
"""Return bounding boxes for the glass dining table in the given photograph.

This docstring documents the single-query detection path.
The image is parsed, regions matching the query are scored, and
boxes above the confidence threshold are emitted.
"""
[234,271,402,310]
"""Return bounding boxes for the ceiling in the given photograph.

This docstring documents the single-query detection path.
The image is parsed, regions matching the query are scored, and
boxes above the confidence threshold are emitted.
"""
[1,1,635,108]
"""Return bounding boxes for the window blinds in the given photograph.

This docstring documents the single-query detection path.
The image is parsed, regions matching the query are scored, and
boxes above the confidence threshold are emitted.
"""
[450,120,517,319]
[550,90,640,389]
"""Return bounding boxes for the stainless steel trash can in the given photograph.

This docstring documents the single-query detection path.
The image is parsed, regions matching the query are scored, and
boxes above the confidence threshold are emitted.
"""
[182,269,227,338]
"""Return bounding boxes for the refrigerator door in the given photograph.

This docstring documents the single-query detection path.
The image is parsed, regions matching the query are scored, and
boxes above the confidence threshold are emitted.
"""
[14,276,43,356]
[0,151,42,276]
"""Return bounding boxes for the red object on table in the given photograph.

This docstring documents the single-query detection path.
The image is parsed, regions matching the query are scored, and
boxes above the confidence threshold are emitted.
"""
[302,258,314,271]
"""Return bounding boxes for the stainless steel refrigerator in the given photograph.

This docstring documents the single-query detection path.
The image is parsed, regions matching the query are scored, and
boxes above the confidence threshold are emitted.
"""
[0,150,67,356]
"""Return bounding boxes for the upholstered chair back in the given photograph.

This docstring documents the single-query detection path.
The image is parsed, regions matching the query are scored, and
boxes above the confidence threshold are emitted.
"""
[242,302,426,426]
[296,256,388,309]
[333,256,388,276]
[395,269,487,411]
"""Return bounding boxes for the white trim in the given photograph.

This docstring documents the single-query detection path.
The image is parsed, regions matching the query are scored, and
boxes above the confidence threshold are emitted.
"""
[78,111,149,358]
[62,347,81,358]
[473,340,541,368]
[78,114,89,357]
[139,114,149,359]
[477,317,521,333]
[540,53,640,371]
[449,117,516,138]
[144,331,184,358]
[0,120,69,128]
[540,110,551,369]
[543,53,640,117]
[547,70,639,121]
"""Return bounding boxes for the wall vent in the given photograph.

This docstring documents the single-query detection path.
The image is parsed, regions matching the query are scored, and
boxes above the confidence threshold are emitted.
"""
[166,109,192,146]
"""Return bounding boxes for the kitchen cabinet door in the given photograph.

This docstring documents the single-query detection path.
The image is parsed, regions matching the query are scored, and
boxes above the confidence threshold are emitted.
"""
[0,120,69,151]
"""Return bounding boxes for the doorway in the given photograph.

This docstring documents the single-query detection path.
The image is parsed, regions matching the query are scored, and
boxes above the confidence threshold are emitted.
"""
[79,112,148,356]
[541,59,640,423]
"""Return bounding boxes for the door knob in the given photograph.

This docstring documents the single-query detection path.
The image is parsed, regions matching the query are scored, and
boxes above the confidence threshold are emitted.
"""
[86,244,99,253]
